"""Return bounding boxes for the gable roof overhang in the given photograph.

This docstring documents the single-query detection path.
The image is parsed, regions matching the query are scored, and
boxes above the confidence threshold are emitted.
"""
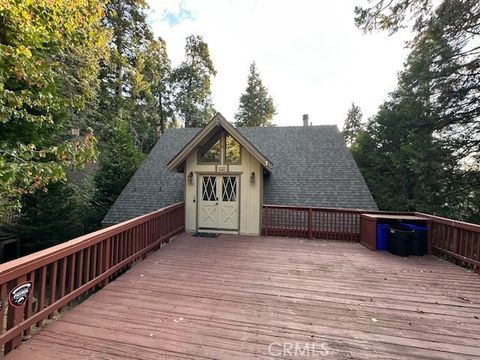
[167,113,273,173]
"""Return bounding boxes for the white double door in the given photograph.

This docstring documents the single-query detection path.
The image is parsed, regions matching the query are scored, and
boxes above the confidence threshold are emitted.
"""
[198,175,239,231]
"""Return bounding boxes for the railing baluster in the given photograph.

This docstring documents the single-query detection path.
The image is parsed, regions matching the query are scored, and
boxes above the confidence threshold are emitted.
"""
[69,254,76,294]
[308,208,313,239]
[84,247,91,284]
[24,270,35,337]
[48,261,58,319]
[35,265,47,327]
[59,257,67,312]
[92,244,97,279]
[101,238,111,287]
[77,250,83,288]
[0,283,6,334]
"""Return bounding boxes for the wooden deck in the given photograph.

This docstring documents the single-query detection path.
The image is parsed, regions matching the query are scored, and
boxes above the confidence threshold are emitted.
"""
[5,233,480,359]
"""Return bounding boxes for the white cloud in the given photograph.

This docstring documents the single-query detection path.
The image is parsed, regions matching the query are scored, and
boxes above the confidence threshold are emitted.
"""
[148,0,411,128]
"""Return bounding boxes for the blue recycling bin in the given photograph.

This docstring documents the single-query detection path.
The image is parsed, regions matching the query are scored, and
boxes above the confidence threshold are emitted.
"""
[401,223,428,256]
[376,223,390,250]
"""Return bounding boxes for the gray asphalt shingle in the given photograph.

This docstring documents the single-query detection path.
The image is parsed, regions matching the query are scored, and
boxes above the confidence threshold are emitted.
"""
[102,125,377,224]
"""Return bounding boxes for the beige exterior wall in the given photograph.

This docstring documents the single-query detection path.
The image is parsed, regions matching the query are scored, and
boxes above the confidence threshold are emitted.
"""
[184,145,262,235]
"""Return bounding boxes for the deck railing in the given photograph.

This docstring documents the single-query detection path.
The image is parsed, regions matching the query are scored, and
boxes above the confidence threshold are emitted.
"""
[1,202,478,354]
[0,202,184,355]
[417,212,480,269]
[262,205,480,271]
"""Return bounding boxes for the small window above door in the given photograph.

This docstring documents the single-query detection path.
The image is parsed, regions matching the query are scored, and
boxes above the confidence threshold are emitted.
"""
[197,131,242,165]
[225,134,241,164]
[198,134,221,163]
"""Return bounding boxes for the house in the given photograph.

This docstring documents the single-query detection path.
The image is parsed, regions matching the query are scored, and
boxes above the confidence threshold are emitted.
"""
[102,113,377,235]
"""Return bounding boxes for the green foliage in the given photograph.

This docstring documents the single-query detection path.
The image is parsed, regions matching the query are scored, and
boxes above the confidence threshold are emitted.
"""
[352,98,451,214]
[95,0,153,145]
[352,0,480,222]
[234,62,276,127]
[0,0,109,213]
[18,182,85,253]
[172,35,217,128]
[93,122,143,220]
[343,102,363,146]
[355,0,480,159]
[95,1,176,153]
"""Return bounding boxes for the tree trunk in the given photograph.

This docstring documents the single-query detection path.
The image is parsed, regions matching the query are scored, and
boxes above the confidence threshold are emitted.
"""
[159,93,165,135]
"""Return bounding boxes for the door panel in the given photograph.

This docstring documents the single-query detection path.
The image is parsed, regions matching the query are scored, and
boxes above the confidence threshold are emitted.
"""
[219,176,239,230]
[198,176,219,229]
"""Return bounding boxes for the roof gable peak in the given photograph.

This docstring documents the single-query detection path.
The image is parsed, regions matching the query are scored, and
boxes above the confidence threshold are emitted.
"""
[167,113,273,172]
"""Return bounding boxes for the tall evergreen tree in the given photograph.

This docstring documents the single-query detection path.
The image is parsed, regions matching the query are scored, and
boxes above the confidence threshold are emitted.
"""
[354,0,480,222]
[343,102,363,146]
[129,37,173,152]
[142,37,173,137]
[171,35,217,128]
[355,0,480,165]
[93,122,143,220]
[234,62,276,127]
[96,0,157,148]
[352,97,451,214]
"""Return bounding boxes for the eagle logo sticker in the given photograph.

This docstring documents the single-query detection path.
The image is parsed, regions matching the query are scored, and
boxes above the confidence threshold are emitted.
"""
[9,282,33,307]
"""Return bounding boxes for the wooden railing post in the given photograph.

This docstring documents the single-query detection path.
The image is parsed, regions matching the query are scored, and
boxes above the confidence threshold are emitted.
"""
[101,238,111,287]
[264,207,269,236]
[426,220,433,255]
[308,208,313,239]
[452,227,459,254]
[4,275,27,353]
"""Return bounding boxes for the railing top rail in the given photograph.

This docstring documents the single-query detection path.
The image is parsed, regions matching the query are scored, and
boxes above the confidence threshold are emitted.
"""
[414,212,480,232]
[262,204,411,215]
[0,202,184,282]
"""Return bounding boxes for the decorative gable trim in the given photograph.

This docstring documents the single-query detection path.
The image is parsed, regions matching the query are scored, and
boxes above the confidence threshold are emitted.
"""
[167,113,273,172]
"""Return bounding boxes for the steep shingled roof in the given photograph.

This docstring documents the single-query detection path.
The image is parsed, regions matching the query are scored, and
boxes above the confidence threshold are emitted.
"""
[102,125,377,224]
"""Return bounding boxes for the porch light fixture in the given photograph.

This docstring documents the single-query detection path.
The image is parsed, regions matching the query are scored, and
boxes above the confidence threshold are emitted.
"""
[250,171,256,184]
[187,171,194,185]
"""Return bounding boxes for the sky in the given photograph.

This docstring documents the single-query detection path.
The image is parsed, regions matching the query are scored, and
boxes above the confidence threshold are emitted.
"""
[147,0,411,129]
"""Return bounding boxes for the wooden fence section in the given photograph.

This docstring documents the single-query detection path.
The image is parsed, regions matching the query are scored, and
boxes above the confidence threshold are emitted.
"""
[0,202,184,356]
[417,212,480,270]
[262,205,410,241]
[262,205,362,241]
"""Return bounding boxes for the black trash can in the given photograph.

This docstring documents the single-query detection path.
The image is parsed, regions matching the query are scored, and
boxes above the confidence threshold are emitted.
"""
[402,223,428,256]
[388,225,414,257]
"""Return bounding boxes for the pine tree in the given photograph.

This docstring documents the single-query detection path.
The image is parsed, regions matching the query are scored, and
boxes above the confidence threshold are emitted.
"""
[142,37,173,137]
[354,0,480,222]
[96,0,156,147]
[343,102,363,146]
[355,1,480,169]
[130,37,173,152]
[171,35,217,128]
[93,123,143,220]
[234,62,276,127]
[19,182,84,253]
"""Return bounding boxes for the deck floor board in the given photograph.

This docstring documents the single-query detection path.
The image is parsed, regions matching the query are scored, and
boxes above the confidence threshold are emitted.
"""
[6,233,480,359]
